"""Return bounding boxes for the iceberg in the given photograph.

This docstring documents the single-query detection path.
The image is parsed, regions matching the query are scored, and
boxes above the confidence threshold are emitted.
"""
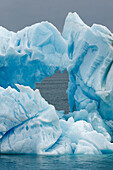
[0,12,113,155]
[63,13,113,121]
[0,22,69,89]
[0,85,61,154]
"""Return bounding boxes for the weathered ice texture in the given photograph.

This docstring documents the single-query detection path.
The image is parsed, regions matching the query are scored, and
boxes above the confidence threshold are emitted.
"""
[0,22,69,89]
[0,85,61,154]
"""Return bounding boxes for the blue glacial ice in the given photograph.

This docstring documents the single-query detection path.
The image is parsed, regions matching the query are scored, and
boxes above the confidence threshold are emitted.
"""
[0,85,61,154]
[0,12,113,155]
[0,22,69,89]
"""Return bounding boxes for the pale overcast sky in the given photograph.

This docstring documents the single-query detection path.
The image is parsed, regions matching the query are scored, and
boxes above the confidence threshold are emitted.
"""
[0,0,113,32]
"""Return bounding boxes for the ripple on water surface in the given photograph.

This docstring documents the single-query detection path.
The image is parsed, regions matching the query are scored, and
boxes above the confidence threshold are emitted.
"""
[0,154,113,170]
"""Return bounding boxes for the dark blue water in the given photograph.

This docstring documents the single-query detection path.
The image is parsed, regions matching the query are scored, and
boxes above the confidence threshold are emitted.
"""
[0,154,113,170]
[1,71,113,169]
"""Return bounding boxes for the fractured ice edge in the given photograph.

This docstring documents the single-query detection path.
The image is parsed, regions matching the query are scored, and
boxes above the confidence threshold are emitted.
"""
[0,12,113,155]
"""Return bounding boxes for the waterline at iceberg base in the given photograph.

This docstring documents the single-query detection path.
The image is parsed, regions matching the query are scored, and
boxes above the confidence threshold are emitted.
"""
[0,12,113,155]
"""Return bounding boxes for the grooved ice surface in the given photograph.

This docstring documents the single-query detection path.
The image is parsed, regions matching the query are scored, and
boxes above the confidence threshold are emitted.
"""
[0,85,61,154]
[0,22,69,89]
[63,13,113,122]
[0,12,113,155]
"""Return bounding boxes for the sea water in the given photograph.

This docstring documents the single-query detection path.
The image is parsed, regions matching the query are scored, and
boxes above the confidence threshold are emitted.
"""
[0,154,113,170]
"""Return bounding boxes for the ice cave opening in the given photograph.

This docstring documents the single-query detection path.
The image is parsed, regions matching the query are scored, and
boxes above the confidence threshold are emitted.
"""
[36,70,69,114]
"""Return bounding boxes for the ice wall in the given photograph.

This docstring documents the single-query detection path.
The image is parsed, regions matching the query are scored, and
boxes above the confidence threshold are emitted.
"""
[0,12,113,155]
[62,13,113,141]
[63,13,113,120]
[0,85,61,154]
[0,22,69,89]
